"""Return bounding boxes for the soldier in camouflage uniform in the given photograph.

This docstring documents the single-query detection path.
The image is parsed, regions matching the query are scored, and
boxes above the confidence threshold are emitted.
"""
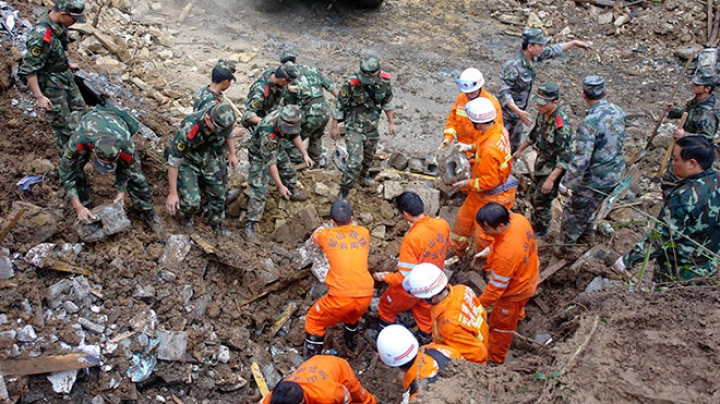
[193,60,237,111]
[498,28,590,152]
[331,55,397,200]
[18,0,87,153]
[279,50,339,167]
[512,83,573,237]
[59,105,162,232]
[615,136,720,283]
[165,103,238,237]
[245,105,312,241]
[660,69,720,194]
[241,62,300,130]
[556,76,626,257]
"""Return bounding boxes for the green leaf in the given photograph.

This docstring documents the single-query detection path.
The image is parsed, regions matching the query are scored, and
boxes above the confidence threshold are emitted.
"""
[551,370,562,378]
[599,317,608,325]
[533,372,546,380]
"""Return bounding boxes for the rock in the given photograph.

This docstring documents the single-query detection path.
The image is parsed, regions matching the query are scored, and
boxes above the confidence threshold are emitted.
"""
[16,325,37,342]
[63,301,80,314]
[438,206,459,229]
[72,276,93,301]
[463,271,487,294]
[274,205,321,245]
[388,152,409,170]
[0,314,7,325]
[47,369,78,394]
[608,207,645,223]
[314,182,331,197]
[158,235,191,270]
[9,202,58,245]
[217,345,230,364]
[76,202,131,243]
[0,256,13,279]
[262,363,282,390]
[180,284,193,305]
[527,13,543,28]
[383,181,404,200]
[159,270,176,282]
[133,284,156,301]
[47,279,73,309]
[225,194,247,218]
[80,37,106,53]
[614,14,630,27]
[597,12,613,25]
[376,169,403,181]
[405,183,441,216]
[78,318,106,334]
[30,159,55,174]
[371,225,386,242]
[193,294,212,319]
[357,212,374,225]
[0,373,8,401]
[156,331,189,361]
[130,306,158,336]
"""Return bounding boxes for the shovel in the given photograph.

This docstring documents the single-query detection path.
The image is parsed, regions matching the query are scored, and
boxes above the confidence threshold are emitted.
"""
[653,112,688,182]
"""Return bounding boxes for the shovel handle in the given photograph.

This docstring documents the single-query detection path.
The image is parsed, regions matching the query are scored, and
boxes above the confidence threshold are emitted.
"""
[655,112,688,179]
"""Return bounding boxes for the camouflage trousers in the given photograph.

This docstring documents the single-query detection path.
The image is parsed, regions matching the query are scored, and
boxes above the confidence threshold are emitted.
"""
[76,159,154,212]
[559,184,614,245]
[502,115,525,153]
[284,111,329,165]
[177,150,228,226]
[246,146,297,222]
[529,174,563,234]
[340,131,379,189]
[44,83,86,153]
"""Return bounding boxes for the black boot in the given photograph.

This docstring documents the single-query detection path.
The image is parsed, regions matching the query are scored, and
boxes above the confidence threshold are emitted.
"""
[304,333,324,359]
[417,330,433,345]
[338,186,349,201]
[245,220,258,243]
[343,322,359,353]
[142,209,163,233]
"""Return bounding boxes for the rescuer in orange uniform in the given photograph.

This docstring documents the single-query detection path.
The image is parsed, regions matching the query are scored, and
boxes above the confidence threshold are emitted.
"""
[304,200,374,358]
[475,202,539,363]
[404,263,490,364]
[438,68,503,153]
[451,97,517,257]
[373,192,450,344]
[261,355,377,404]
[376,324,463,402]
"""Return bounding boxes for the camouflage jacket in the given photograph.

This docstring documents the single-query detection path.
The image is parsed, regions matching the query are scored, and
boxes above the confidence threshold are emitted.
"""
[193,86,223,111]
[527,106,573,176]
[332,71,395,122]
[17,12,73,89]
[59,106,140,199]
[564,99,626,192]
[668,94,720,140]
[166,107,230,168]
[248,109,299,166]
[284,64,336,115]
[241,67,284,127]
[498,44,564,117]
[624,169,720,280]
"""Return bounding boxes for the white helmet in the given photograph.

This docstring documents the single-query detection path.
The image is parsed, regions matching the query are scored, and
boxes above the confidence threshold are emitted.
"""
[466,98,497,124]
[403,263,448,299]
[377,324,419,367]
[456,68,484,93]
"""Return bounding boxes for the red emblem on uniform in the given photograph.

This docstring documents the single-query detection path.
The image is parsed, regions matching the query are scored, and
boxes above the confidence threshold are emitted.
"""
[380,71,391,80]
[555,115,564,129]
[119,152,133,163]
[270,132,277,140]
[263,85,270,97]
[43,27,52,43]
[187,124,200,140]
[349,77,360,86]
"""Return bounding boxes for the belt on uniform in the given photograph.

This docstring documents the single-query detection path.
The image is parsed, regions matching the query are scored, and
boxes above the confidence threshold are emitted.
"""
[485,175,519,195]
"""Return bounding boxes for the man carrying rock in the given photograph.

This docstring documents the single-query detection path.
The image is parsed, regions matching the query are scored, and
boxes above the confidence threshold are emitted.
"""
[373,191,450,344]
[331,55,397,200]
[475,203,539,364]
[279,50,339,167]
[18,0,88,153]
[165,103,238,237]
[241,61,299,130]
[245,105,312,242]
[512,83,573,238]
[614,136,720,284]
[556,76,625,257]
[303,200,373,358]
[498,28,590,151]
[59,105,162,232]
[261,355,377,404]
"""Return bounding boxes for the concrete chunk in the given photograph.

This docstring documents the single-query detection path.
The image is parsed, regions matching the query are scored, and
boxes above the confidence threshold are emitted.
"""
[76,202,131,242]
[78,318,105,334]
[16,325,37,342]
[158,235,191,270]
[274,205,321,245]
[156,331,189,361]
[0,256,13,279]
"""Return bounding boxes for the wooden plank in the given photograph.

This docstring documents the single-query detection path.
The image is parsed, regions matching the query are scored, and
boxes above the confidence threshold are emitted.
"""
[48,260,92,276]
[269,303,298,336]
[251,362,269,397]
[0,208,24,244]
[0,353,98,377]
[532,295,550,314]
[537,259,568,285]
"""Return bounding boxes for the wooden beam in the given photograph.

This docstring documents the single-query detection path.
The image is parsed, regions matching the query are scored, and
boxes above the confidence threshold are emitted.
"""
[0,353,98,377]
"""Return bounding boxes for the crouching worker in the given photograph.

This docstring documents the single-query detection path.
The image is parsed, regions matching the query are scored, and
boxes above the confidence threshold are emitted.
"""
[376,324,462,402]
[261,355,377,404]
[404,263,490,364]
[304,200,374,358]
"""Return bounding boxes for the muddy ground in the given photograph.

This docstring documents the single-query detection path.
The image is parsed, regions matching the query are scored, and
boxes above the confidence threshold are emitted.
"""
[1,0,720,403]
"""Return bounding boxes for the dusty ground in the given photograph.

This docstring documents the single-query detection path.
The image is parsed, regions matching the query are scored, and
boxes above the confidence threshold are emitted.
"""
[1,0,720,403]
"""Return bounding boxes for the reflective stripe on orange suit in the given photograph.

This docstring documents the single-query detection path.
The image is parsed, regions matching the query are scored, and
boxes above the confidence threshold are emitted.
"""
[451,123,515,256]
[443,89,504,149]
[378,217,450,333]
[261,355,377,404]
[430,284,489,364]
[403,343,462,401]
[306,225,374,336]
[479,213,539,363]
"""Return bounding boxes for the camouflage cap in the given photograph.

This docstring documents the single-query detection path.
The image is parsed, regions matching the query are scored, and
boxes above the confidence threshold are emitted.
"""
[93,136,120,174]
[691,68,718,87]
[56,0,86,23]
[534,82,560,105]
[583,75,606,100]
[278,105,302,135]
[210,103,236,136]
[279,50,297,64]
[213,59,236,81]
[522,28,550,45]
[360,55,381,74]
[275,61,299,81]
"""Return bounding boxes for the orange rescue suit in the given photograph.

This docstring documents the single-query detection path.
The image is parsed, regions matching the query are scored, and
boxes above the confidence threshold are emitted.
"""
[306,225,374,336]
[451,122,516,255]
[479,213,539,363]
[430,284,489,364]
[443,89,504,150]
[261,355,377,404]
[378,217,450,333]
[402,343,462,402]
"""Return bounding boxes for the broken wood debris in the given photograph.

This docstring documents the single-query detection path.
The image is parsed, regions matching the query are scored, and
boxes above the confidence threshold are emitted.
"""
[0,353,99,377]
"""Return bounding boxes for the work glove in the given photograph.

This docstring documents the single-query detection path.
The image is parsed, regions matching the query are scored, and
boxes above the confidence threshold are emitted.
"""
[455,143,474,153]
[612,256,626,273]
[476,247,491,259]
[438,138,451,152]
